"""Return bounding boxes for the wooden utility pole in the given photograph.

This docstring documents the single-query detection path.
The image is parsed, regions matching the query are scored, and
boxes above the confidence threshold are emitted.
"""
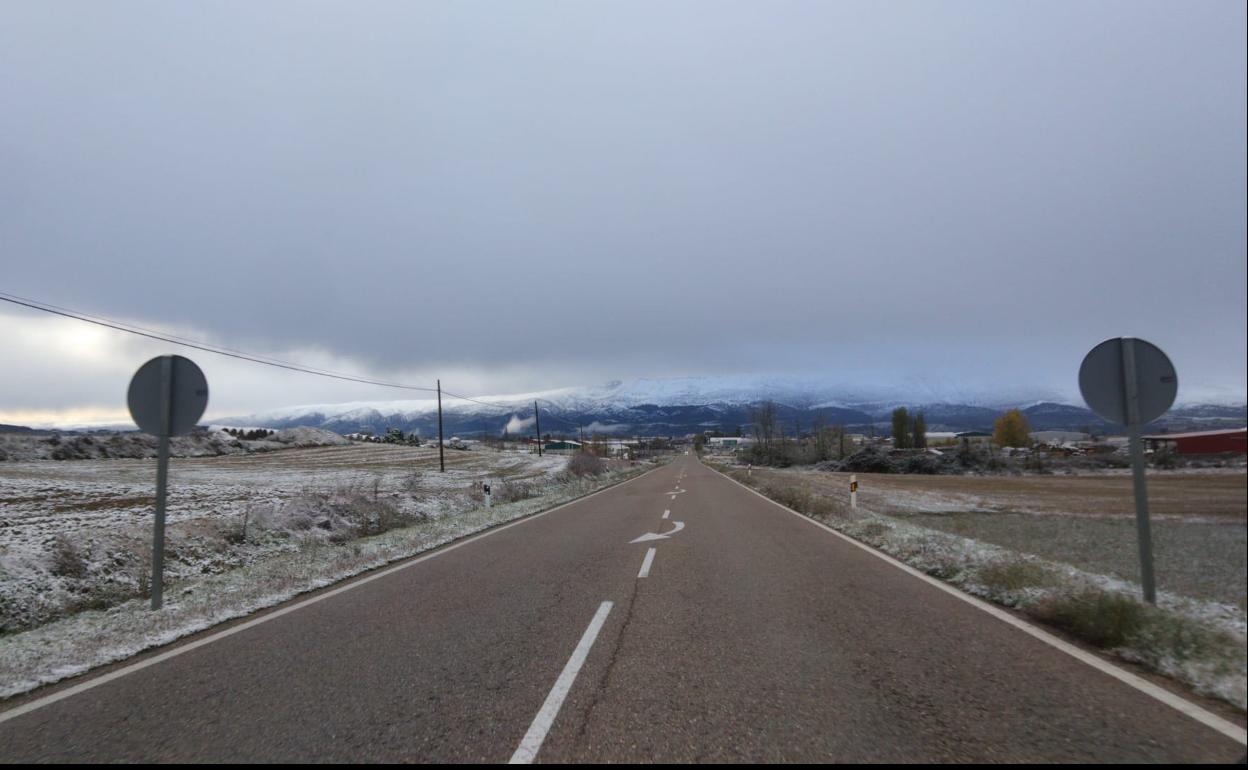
[534,401,543,456]
[437,379,445,472]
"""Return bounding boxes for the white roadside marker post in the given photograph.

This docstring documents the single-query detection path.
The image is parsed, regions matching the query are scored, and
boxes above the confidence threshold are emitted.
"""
[484,482,492,508]
[850,474,858,509]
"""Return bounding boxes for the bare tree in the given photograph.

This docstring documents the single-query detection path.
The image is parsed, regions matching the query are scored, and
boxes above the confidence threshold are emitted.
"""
[752,401,779,450]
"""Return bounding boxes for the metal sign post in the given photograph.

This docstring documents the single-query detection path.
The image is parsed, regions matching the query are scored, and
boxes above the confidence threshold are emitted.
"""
[151,356,172,611]
[1079,337,1177,604]
[128,355,209,610]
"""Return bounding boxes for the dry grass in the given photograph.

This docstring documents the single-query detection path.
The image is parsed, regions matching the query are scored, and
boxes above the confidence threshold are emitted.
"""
[0,444,572,633]
[53,496,154,513]
[734,465,1247,608]
[816,469,1247,520]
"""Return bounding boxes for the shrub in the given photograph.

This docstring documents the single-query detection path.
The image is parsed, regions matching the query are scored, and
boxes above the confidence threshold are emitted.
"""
[831,446,897,474]
[768,483,812,512]
[252,483,420,543]
[1151,446,1178,470]
[1029,589,1147,648]
[496,479,535,503]
[899,453,948,475]
[49,536,89,578]
[976,560,1053,593]
[857,521,891,541]
[568,452,605,477]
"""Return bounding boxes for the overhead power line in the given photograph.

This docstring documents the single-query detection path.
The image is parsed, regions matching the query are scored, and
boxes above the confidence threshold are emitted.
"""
[0,290,444,393]
[1,290,593,425]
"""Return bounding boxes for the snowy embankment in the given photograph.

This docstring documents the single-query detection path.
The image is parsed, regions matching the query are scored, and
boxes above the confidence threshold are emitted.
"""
[709,462,1247,710]
[0,455,656,700]
[0,426,348,462]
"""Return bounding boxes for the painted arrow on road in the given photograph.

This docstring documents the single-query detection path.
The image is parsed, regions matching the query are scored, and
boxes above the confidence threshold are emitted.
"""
[630,521,685,543]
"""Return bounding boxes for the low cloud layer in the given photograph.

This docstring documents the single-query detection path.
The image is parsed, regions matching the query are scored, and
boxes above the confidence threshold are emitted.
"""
[2,2,1244,425]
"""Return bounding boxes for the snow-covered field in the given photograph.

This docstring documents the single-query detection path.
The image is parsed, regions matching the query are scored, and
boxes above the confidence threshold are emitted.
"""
[1,443,563,564]
[0,442,652,698]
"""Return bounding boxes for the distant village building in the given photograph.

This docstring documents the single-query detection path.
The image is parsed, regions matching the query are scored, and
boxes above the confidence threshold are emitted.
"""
[1030,431,1091,446]
[705,436,756,453]
[602,439,638,457]
[1142,428,1246,455]
[955,431,992,446]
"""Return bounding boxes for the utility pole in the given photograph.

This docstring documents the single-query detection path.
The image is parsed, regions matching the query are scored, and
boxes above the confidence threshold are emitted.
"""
[534,400,543,456]
[437,379,445,472]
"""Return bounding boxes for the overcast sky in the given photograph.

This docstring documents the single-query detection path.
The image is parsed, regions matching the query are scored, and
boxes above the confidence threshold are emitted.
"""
[2,1,1245,426]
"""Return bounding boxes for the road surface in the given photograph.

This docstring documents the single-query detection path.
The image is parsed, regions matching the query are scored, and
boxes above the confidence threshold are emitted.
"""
[1,456,1244,762]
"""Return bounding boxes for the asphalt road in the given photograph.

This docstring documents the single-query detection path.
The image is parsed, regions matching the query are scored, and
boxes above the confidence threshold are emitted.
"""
[1,455,1243,762]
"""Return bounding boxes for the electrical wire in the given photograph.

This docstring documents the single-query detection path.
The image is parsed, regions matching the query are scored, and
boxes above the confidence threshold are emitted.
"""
[1,290,593,426]
[0,290,440,393]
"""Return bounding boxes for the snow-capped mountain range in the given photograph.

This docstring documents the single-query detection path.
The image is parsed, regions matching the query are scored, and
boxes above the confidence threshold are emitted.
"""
[228,375,1247,438]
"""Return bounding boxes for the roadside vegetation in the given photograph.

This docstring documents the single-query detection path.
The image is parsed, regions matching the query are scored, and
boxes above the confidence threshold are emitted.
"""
[718,400,1245,476]
[0,444,660,699]
[707,460,1247,710]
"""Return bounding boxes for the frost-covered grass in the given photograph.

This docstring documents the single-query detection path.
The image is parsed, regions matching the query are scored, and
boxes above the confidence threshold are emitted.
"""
[761,466,1247,608]
[0,443,578,632]
[710,462,1248,710]
[0,455,655,700]
[903,511,1246,608]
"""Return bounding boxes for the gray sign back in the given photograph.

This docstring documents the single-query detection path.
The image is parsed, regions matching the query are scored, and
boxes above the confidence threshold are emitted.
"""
[127,355,209,436]
[1078,337,1177,425]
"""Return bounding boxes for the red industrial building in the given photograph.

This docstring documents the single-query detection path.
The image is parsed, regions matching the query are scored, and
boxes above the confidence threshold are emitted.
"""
[1143,428,1247,455]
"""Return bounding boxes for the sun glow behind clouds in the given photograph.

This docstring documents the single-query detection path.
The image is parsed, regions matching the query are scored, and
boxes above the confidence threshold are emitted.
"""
[0,308,574,428]
[0,407,134,429]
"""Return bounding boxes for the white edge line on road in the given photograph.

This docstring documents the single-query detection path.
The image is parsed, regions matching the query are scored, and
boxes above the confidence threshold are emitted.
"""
[705,463,1248,746]
[509,600,614,764]
[0,465,666,726]
[638,547,657,578]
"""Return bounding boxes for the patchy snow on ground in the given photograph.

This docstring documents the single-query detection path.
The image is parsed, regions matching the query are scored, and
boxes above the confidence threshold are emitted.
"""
[0,443,597,634]
[0,427,349,462]
[858,486,995,514]
[830,511,1247,709]
[0,448,657,699]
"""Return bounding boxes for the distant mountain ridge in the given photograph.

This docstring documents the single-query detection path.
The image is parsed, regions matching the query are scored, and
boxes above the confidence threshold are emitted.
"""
[228,376,1247,438]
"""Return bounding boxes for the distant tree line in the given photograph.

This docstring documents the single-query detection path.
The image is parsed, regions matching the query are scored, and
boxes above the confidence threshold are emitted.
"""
[890,407,927,449]
[740,400,854,467]
[224,427,275,440]
[736,400,1044,469]
[383,427,422,446]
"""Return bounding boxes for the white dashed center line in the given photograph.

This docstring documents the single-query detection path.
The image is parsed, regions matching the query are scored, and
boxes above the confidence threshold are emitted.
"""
[509,601,614,764]
[637,547,657,578]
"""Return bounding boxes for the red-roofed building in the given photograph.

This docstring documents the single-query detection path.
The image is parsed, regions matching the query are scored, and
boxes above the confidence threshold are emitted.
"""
[1142,428,1246,455]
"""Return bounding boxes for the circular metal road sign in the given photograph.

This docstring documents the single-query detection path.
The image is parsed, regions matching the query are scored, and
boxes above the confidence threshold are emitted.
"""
[1078,337,1177,425]
[127,355,209,436]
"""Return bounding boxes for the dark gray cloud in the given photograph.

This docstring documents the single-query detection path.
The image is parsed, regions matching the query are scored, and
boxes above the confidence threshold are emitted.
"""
[2,1,1245,420]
